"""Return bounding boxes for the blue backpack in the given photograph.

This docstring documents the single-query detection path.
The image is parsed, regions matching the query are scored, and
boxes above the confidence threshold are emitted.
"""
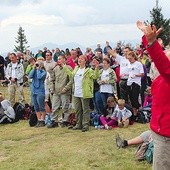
[90,112,101,126]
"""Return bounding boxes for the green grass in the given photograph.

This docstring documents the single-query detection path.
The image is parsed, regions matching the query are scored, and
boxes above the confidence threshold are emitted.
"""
[0,87,152,170]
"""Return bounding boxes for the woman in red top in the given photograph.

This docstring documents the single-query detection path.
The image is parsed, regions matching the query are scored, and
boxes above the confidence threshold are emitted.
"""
[137,21,170,170]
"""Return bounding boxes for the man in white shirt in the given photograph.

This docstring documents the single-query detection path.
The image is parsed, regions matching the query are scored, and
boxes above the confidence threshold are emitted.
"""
[112,47,131,103]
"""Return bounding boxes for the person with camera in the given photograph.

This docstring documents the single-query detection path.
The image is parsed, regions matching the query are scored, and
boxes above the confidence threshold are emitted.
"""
[29,60,46,127]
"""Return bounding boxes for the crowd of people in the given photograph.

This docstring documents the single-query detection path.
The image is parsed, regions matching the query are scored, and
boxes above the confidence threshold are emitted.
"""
[1,20,170,169]
[0,40,156,128]
[0,36,159,128]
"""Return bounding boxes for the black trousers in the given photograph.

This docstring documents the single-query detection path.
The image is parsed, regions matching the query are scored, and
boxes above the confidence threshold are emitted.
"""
[119,79,129,103]
[127,83,141,109]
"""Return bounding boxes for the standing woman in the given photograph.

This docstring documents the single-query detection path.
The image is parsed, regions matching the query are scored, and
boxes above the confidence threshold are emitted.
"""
[63,55,100,132]
[98,57,117,110]
[29,60,46,127]
[126,51,144,117]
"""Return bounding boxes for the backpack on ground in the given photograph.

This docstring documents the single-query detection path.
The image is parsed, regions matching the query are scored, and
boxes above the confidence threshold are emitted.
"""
[68,112,76,126]
[145,141,154,164]
[90,112,101,126]
[136,107,151,124]
[24,103,33,120]
[13,102,26,122]
[135,141,149,161]
[0,112,14,124]
[29,112,37,127]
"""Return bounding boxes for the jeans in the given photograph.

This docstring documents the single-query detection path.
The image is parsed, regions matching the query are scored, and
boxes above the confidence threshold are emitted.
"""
[32,93,45,112]
[93,91,104,114]
[100,92,113,109]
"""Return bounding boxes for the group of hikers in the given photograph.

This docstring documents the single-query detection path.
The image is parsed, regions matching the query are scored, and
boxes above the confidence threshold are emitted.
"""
[0,21,170,170]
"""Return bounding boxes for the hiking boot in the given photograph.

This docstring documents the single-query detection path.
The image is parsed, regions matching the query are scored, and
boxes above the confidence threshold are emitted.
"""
[72,124,82,130]
[47,120,58,128]
[38,121,45,127]
[60,121,69,128]
[82,125,89,132]
[35,120,41,128]
[68,125,74,129]
[115,133,125,148]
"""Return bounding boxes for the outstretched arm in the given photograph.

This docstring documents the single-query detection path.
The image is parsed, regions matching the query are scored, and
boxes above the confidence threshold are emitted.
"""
[136,21,170,79]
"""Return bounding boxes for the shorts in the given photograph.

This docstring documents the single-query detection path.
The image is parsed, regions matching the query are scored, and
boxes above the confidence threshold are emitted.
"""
[140,130,151,142]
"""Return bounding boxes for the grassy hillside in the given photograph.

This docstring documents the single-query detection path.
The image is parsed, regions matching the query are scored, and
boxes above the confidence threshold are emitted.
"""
[0,87,151,170]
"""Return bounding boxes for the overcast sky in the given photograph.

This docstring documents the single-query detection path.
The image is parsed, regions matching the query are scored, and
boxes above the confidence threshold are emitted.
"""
[0,0,170,53]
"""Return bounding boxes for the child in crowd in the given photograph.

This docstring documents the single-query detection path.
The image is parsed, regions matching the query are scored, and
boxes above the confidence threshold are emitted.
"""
[143,87,152,107]
[100,96,118,129]
[0,92,16,124]
[112,99,132,128]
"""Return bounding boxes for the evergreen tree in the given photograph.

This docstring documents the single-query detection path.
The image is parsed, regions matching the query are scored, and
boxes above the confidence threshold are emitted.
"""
[14,26,29,53]
[150,0,170,46]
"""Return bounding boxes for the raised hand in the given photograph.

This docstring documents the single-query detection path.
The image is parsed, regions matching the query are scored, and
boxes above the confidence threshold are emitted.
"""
[136,20,163,44]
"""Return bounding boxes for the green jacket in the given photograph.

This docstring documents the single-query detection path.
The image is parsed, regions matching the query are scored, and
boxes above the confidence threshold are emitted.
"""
[63,65,100,98]
[25,64,33,75]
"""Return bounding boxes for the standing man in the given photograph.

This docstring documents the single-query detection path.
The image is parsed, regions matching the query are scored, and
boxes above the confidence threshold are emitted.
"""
[48,54,72,128]
[44,51,56,115]
[109,47,131,104]
[5,53,25,106]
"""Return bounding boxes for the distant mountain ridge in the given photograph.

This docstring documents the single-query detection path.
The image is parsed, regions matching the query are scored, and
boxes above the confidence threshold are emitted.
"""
[30,42,86,54]
[1,39,139,57]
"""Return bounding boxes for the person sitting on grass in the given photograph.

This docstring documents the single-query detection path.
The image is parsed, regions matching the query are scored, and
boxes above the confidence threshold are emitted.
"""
[113,99,132,128]
[115,130,151,148]
[0,92,16,124]
[100,96,118,129]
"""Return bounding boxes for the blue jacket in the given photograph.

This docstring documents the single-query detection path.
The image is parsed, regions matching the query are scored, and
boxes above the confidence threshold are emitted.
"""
[29,68,46,94]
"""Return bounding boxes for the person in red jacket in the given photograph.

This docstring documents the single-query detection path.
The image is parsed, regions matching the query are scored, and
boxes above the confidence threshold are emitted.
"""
[137,21,170,170]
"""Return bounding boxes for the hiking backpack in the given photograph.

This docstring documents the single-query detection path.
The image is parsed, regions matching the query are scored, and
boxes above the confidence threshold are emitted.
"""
[68,112,76,126]
[135,141,149,161]
[136,107,151,124]
[90,112,101,126]
[13,102,26,122]
[24,103,33,120]
[145,141,154,164]
[29,112,38,127]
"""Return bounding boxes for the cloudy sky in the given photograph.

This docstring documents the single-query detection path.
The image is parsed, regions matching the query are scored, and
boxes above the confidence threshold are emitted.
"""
[0,0,170,53]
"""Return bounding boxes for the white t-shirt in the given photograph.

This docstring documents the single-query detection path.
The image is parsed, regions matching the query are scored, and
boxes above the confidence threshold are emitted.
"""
[74,67,85,97]
[116,55,129,79]
[11,63,18,78]
[127,61,144,86]
[100,69,113,93]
